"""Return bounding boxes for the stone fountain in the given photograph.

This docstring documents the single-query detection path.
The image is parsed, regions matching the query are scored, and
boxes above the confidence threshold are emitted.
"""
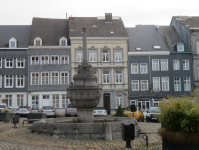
[32,28,139,140]
[67,27,102,123]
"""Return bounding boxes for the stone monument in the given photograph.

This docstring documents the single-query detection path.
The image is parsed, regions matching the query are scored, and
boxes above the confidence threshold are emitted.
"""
[67,27,102,123]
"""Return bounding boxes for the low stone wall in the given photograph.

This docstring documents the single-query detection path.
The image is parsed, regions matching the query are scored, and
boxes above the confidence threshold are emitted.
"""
[33,117,139,140]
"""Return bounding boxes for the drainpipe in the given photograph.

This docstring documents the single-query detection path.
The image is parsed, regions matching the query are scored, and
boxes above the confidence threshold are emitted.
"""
[26,48,29,106]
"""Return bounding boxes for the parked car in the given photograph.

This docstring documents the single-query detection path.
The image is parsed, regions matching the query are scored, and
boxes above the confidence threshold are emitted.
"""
[93,107,107,116]
[39,106,56,118]
[17,106,31,115]
[65,104,77,117]
[0,105,9,111]
[146,107,160,122]
[124,106,144,122]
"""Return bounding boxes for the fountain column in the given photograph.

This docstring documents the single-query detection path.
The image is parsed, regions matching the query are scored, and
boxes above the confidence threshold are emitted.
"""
[67,27,102,123]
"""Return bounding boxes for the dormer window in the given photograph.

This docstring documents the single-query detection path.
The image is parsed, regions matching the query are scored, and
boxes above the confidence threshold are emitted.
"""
[59,37,67,46]
[153,46,161,49]
[34,37,42,46]
[9,37,17,48]
[177,42,184,52]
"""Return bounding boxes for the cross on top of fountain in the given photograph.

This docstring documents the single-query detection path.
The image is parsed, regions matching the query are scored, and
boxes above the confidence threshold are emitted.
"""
[67,27,102,123]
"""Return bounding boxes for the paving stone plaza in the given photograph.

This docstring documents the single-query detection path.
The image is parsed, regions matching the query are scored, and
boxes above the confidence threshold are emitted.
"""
[0,118,162,150]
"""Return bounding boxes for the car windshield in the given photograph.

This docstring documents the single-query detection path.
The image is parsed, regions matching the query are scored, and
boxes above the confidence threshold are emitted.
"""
[95,107,105,110]
[19,106,29,109]
[126,107,131,111]
[67,104,74,108]
[0,105,6,108]
[149,107,160,113]
[42,106,54,110]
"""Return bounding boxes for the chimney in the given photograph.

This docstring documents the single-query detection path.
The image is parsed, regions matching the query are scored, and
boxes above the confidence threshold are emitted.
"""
[81,27,89,68]
[69,16,74,30]
[105,13,112,22]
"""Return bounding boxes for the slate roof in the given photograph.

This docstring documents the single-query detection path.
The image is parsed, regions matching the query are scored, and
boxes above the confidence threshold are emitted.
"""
[159,26,190,51]
[0,25,31,48]
[126,25,168,52]
[172,16,199,29]
[69,17,128,37]
[28,18,69,46]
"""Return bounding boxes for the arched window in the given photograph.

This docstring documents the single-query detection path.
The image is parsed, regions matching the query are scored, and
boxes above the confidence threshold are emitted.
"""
[34,37,42,46]
[59,37,67,46]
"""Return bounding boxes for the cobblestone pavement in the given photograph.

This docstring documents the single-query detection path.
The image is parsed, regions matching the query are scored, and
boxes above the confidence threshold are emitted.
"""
[0,118,162,150]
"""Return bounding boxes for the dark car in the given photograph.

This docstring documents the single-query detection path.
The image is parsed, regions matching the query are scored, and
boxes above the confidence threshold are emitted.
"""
[146,107,160,122]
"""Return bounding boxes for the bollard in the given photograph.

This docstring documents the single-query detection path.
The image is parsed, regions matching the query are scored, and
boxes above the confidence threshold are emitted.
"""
[11,113,19,128]
[122,123,135,148]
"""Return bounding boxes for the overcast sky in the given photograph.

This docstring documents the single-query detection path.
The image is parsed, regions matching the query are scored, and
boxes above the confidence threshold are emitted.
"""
[0,0,198,27]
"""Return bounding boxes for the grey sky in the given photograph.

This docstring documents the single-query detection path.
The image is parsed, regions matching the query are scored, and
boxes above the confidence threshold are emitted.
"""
[0,0,198,27]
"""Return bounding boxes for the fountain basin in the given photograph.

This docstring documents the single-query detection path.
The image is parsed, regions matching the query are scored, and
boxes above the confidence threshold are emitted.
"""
[33,117,139,140]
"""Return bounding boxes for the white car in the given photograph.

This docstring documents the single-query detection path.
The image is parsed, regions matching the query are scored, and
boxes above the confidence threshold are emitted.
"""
[17,106,31,115]
[93,107,107,116]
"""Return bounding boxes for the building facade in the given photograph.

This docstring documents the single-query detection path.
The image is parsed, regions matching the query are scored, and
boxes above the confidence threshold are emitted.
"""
[69,14,129,114]
[0,26,31,107]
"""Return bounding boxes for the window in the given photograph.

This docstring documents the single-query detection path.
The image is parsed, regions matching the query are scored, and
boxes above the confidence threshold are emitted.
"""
[32,95,39,109]
[177,45,184,51]
[116,93,123,108]
[59,37,67,46]
[132,80,139,91]
[5,58,13,68]
[6,95,12,107]
[152,59,159,71]
[60,55,69,64]
[16,58,25,68]
[52,95,59,108]
[102,71,110,84]
[173,60,180,70]
[89,51,97,62]
[140,63,147,74]
[16,75,24,87]
[161,59,168,70]
[0,58,1,68]
[174,77,181,91]
[62,95,69,108]
[141,80,148,90]
[102,50,110,62]
[31,56,39,65]
[41,72,49,85]
[76,51,83,62]
[60,72,68,84]
[31,72,39,85]
[61,40,66,46]
[51,56,59,64]
[136,47,141,51]
[0,75,2,88]
[40,56,49,64]
[9,37,17,48]
[36,40,40,46]
[183,60,189,70]
[114,52,122,62]
[131,64,139,74]
[5,75,13,88]
[162,77,169,91]
[51,72,59,84]
[11,42,15,47]
[153,77,160,91]
[17,95,23,106]
[115,71,123,84]
[184,77,191,91]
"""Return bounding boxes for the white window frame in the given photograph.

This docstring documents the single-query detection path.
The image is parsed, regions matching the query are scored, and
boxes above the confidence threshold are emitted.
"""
[51,72,59,85]
[152,59,159,71]
[5,58,14,68]
[162,77,169,91]
[177,45,184,51]
[115,71,123,84]
[52,95,59,108]
[131,80,139,91]
[161,59,168,71]
[174,77,181,91]
[140,63,148,74]
[153,77,160,91]
[41,72,49,85]
[51,55,59,64]
[9,37,17,48]
[16,58,25,68]
[40,55,49,65]
[116,94,123,108]
[4,75,14,88]
[76,51,83,62]
[102,52,110,62]
[114,53,122,62]
[62,94,69,108]
[60,71,69,85]
[0,58,2,68]
[131,63,139,74]
[183,60,189,70]
[16,75,25,88]
[141,80,148,91]
[17,95,24,106]
[59,37,67,46]
[32,95,39,110]
[60,55,69,64]
[31,56,39,65]
[102,71,110,84]
[173,60,180,70]
[6,95,12,107]
[31,72,39,85]
[184,77,191,91]
[0,75,2,88]
[89,52,97,62]
[34,37,42,46]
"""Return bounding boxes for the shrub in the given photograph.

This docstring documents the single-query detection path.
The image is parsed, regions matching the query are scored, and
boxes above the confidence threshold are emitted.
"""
[115,105,125,117]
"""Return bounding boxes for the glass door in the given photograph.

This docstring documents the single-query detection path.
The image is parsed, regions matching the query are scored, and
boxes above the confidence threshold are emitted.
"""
[138,101,150,111]
[32,95,39,109]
